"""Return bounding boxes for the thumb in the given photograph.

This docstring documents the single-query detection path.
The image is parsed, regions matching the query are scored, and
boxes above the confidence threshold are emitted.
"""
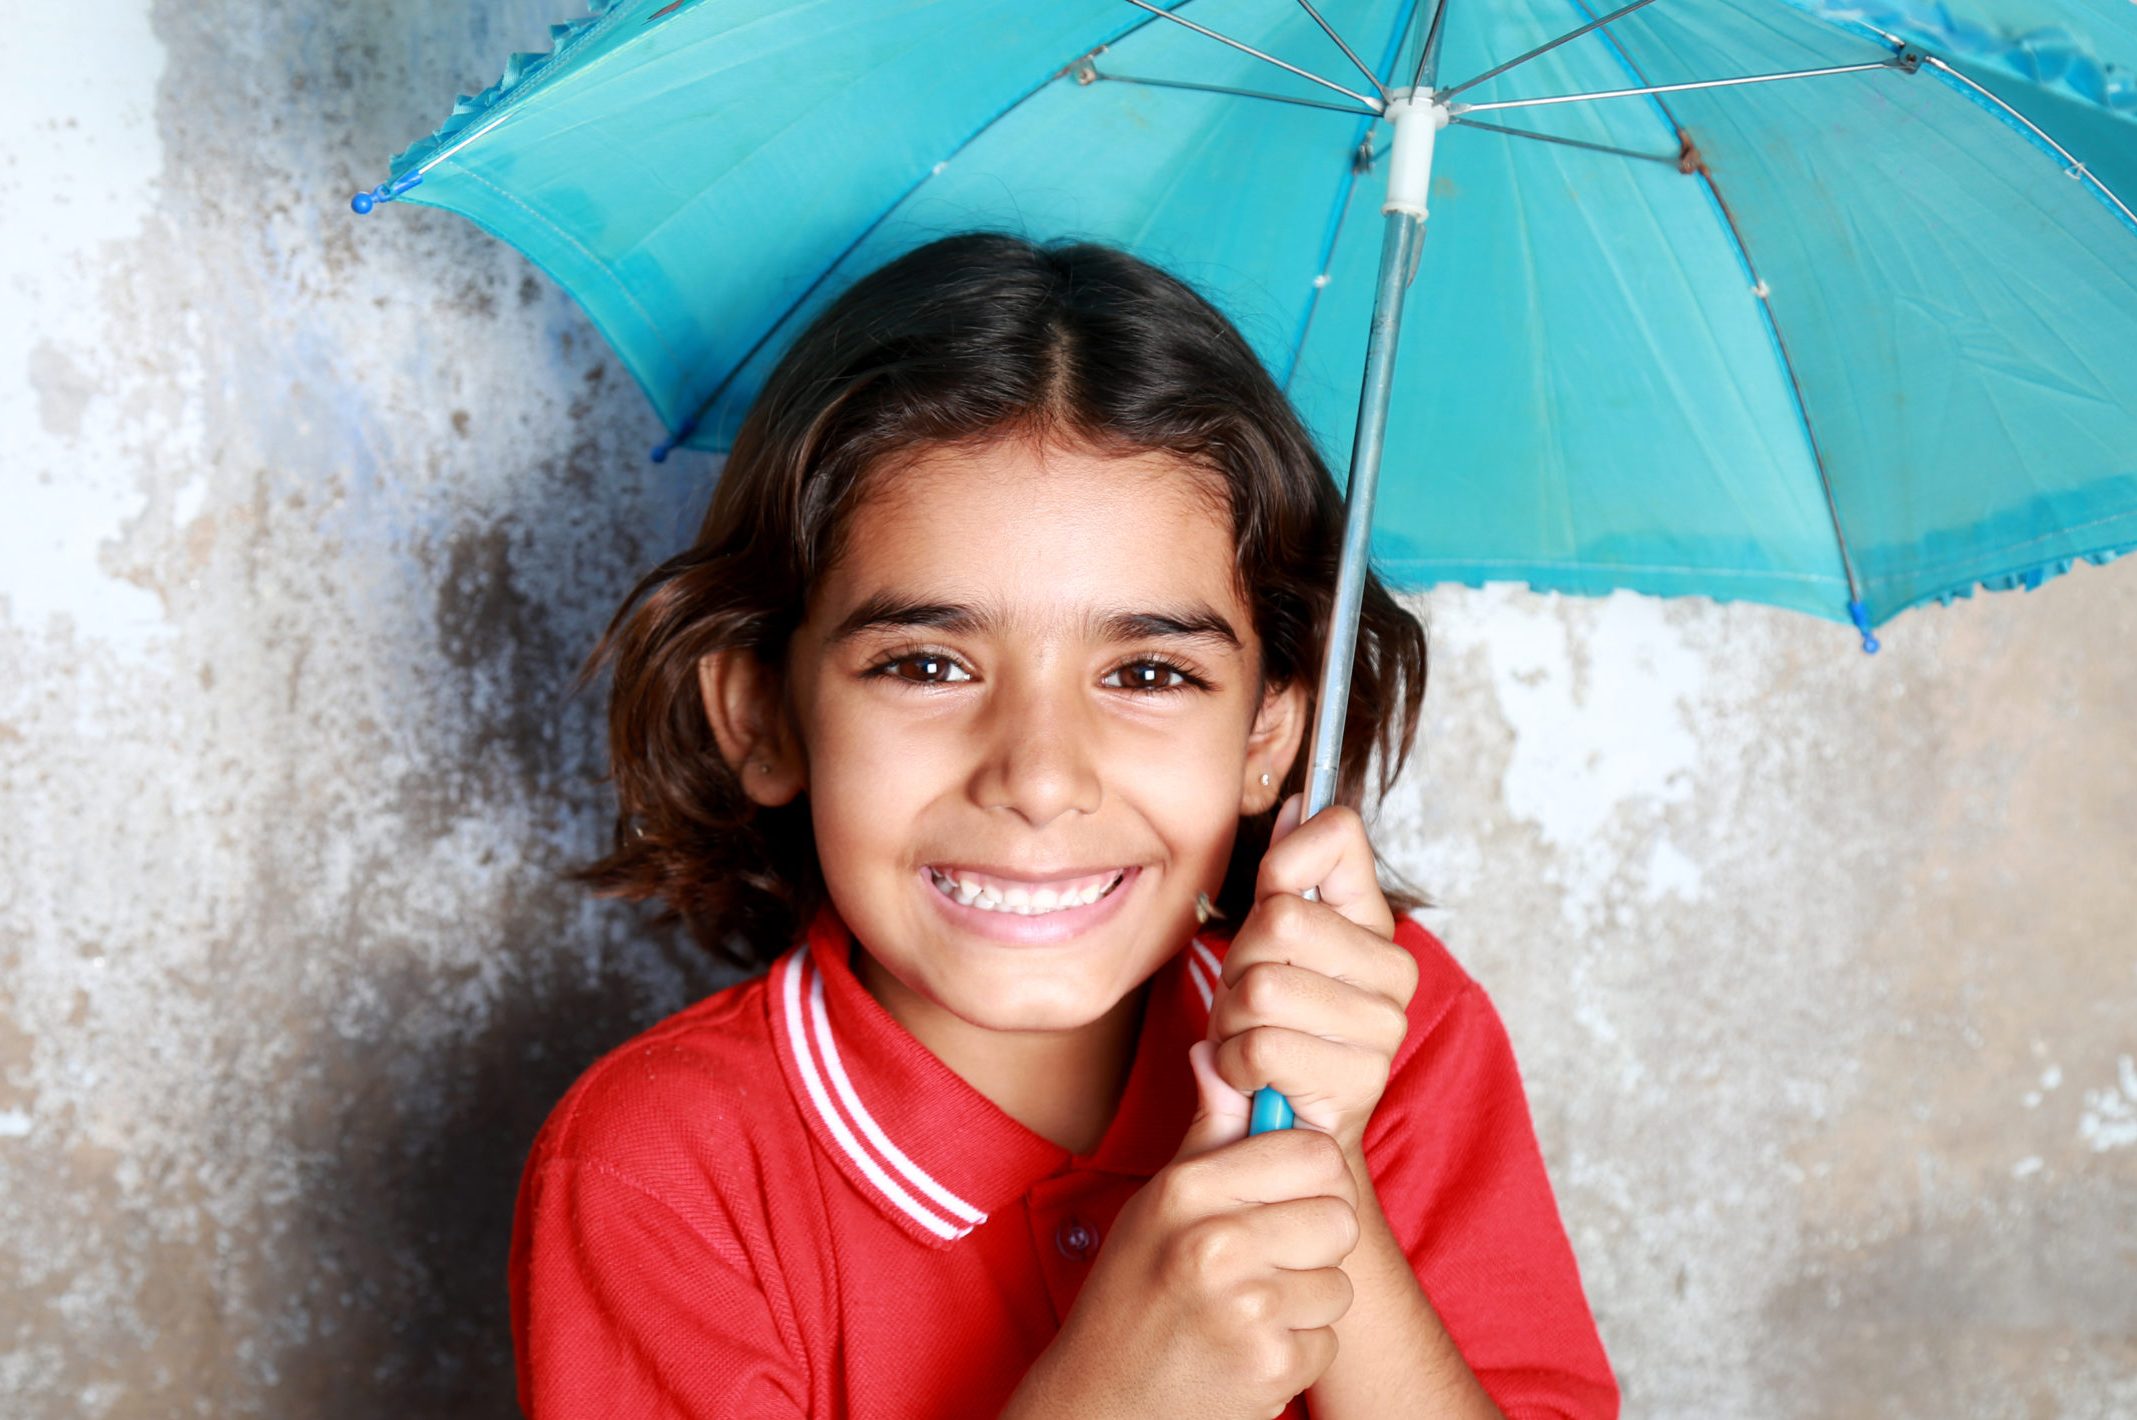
[1175,1039,1251,1161]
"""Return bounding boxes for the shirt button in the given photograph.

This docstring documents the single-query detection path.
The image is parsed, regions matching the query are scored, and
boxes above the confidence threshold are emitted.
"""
[1054,1217,1098,1261]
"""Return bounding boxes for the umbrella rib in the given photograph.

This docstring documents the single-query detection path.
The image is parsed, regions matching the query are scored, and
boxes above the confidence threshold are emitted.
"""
[1437,0,1664,103]
[1085,66,1379,115]
[1914,54,2137,234]
[1119,0,1385,113]
[654,1,1215,455]
[1700,172,1868,608]
[1838,14,2137,236]
[1291,0,1389,102]
[1448,60,1901,116]
[1409,0,1452,91]
[1281,0,1426,392]
[1542,0,1873,630]
[1447,116,1682,165]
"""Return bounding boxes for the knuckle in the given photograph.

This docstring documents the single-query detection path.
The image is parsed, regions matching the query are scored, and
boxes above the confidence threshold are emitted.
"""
[1175,1217,1234,1278]
[1264,891,1312,938]
[1333,1199,1361,1254]
[1229,1279,1277,1328]
[1329,1265,1357,1317]
[1388,947,1421,1002]
[1305,1194,1356,1255]
[1378,996,1412,1048]
[1252,848,1295,899]
[1304,1127,1348,1178]
[1155,1160,1206,1216]
[1238,961,1287,1014]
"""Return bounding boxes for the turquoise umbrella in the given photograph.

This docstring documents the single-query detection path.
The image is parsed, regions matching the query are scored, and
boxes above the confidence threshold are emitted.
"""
[356,0,2137,1130]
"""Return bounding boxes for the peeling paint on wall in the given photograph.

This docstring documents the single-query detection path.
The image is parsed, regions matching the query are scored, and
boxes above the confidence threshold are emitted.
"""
[2,4,175,656]
[2077,1057,2137,1153]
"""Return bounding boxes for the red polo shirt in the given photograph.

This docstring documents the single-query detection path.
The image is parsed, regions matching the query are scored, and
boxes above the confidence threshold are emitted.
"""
[509,906,1617,1417]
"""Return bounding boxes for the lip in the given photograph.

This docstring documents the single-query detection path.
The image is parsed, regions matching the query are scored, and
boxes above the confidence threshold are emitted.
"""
[917,864,1140,945]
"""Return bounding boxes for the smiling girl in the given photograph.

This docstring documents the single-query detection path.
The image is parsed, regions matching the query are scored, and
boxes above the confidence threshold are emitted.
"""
[508,232,1616,1419]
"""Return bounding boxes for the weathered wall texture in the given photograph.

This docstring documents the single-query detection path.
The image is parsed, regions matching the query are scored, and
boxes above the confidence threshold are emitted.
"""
[3,3,2132,1416]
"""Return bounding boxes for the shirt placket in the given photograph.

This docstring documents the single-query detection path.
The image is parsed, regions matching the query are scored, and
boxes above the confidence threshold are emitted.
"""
[1022,1169,1139,1324]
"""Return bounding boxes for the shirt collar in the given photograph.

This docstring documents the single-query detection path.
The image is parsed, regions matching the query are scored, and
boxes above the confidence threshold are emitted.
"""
[767,901,1232,1249]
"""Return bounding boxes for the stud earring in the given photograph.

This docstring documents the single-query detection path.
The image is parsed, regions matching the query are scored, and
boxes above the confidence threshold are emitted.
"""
[1260,772,1272,787]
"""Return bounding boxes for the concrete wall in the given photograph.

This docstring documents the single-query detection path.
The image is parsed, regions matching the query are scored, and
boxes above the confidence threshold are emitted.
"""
[3,2,2131,1415]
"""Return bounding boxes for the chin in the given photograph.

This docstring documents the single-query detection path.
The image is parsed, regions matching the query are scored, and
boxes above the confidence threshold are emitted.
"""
[935,976,1116,1035]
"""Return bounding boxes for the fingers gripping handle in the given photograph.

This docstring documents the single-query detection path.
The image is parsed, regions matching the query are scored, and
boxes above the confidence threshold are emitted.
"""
[1248,1083,1298,1134]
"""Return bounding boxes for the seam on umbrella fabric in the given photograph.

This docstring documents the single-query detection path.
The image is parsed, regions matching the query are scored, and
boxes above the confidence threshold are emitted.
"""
[395,0,639,177]
[661,0,1231,447]
[1552,0,1867,617]
[451,163,690,385]
[1863,510,2137,586]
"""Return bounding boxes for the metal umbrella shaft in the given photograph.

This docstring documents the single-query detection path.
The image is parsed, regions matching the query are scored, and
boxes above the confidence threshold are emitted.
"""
[1301,208,1420,823]
[1249,87,1442,1137]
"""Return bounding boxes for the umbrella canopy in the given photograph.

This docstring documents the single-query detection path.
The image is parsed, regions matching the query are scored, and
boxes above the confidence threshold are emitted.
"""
[357,0,2137,641]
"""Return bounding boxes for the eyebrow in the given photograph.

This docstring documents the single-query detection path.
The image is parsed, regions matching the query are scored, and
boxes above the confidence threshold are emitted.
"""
[826,592,1243,652]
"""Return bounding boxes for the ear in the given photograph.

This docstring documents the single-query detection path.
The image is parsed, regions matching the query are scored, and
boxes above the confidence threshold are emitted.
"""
[698,648,807,807]
[1240,676,1308,816]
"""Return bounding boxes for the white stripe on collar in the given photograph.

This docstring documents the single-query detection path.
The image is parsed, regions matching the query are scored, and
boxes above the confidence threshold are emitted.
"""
[780,934,1223,1235]
[807,956,987,1228]
[779,948,974,1241]
[1186,937,1224,1012]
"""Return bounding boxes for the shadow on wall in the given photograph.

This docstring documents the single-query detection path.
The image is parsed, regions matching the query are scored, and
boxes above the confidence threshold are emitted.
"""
[263,480,735,1416]
[312,933,733,1416]
[247,8,735,1411]
[245,3,739,1411]
[273,451,731,1413]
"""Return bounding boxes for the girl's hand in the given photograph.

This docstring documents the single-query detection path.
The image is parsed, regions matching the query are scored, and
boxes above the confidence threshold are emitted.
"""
[1002,1043,1360,1420]
[1208,795,1419,1161]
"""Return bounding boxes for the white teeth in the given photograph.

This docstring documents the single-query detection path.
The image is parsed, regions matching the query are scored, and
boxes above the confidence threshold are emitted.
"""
[929,868,1126,915]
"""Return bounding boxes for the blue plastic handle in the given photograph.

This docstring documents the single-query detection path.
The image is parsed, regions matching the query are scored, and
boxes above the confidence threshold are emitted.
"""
[1248,1085,1295,1134]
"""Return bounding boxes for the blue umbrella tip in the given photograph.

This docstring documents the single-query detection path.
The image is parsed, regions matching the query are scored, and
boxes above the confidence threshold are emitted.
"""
[348,171,424,217]
[651,413,706,464]
[1848,599,1881,655]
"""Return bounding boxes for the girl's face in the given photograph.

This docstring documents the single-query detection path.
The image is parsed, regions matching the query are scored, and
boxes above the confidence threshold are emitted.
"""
[753,438,1303,1035]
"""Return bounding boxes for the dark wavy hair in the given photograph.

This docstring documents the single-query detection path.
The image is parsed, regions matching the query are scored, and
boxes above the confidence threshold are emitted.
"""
[580,231,1430,970]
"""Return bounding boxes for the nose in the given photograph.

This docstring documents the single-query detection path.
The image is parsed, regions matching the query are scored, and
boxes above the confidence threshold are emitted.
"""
[968,663,1103,829]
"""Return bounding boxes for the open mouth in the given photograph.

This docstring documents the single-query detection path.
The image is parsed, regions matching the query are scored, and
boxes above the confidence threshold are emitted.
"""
[924,866,1130,917]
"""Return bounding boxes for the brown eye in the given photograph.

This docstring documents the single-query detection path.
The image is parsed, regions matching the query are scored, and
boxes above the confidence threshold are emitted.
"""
[1107,659,1193,692]
[890,654,969,685]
